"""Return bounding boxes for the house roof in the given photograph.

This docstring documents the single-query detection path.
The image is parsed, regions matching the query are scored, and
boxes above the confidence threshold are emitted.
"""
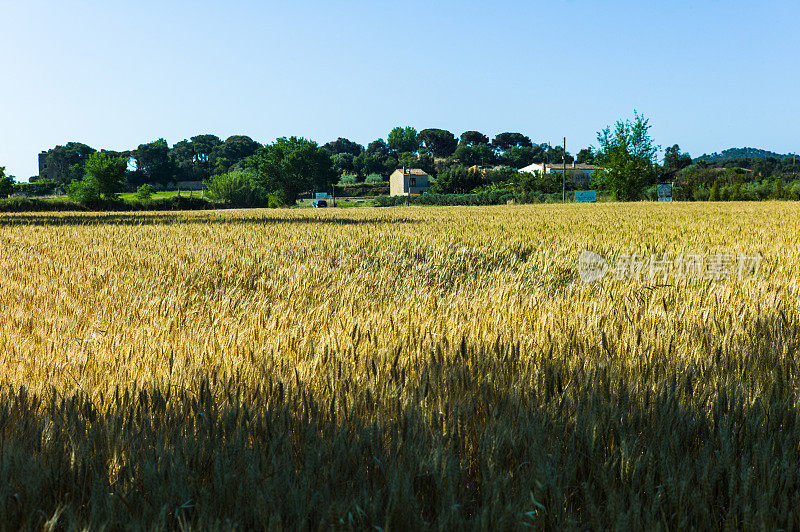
[519,162,602,172]
[396,168,429,176]
[548,163,601,171]
[560,163,602,170]
[712,166,754,173]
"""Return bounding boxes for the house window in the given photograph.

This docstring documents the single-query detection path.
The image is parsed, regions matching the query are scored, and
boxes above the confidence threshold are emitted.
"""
[409,177,416,187]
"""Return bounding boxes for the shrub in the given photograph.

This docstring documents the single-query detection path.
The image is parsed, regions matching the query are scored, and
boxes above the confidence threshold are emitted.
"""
[0,197,85,212]
[788,182,800,200]
[66,176,102,205]
[773,178,785,199]
[729,182,742,201]
[365,173,383,184]
[373,190,556,207]
[135,184,156,200]
[339,174,357,185]
[708,180,720,201]
[334,182,389,197]
[204,171,268,206]
[66,152,126,204]
[0,168,15,198]
[742,181,771,201]
[16,180,58,197]
[430,165,483,194]
[692,186,710,202]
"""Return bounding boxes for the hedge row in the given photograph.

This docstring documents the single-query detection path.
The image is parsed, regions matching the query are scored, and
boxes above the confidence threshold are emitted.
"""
[373,191,566,207]
[0,196,219,213]
[332,183,389,197]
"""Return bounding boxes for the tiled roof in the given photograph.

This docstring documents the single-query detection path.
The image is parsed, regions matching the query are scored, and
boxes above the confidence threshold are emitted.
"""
[519,162,603,173]
[398,168,429,175]
[545,163,601,170]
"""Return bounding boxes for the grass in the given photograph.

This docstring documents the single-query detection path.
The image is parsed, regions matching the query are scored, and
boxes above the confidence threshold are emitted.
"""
[117,190,204,201]
[30,190,202,203]
[0,203,798,528]
[295,197,377,208]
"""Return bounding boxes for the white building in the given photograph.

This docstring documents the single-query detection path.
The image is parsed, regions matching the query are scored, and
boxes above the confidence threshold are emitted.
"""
[519,162,602,187]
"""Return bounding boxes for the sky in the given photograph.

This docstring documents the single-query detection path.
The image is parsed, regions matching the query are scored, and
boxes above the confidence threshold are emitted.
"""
[1,0,798,179]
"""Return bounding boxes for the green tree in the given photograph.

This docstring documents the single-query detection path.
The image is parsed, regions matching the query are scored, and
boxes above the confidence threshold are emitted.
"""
[453,143,495,166]
[169,139,196,179]
[754,158,777,178]
[664,144,692,171]
[322,138,364,156]
[397,151,420,169]
[416,128,457,157]
[191,134,222,166]
[168,135,223,180]
[417,153,436,175]
[395,152,435,175]
[459,131,490,146]
[431,165,483,194]
[545,144,574,165]
[249,137,337,205]
[576,148,595,164]
[212,135,260,173]
[353,139,397,177]
[708,180,720,201]
[0,167,15,198]
[773,177,785,199]
[730,181,742,201]
[500,146,537,169]
[134,139,175,185]
[594,111,658,201]
[483,166,519,186]
[387,127,419,153]
[510,171,545,194]
[41,142,96,186]
[331,153,356,176]
[482,167,559,194]
[354,152,394,178]
[491,132,532,152]
[67,151,126,203]
[366,139,391,159]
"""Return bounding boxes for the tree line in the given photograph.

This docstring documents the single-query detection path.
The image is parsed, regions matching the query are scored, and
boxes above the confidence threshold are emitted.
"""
[32,128,586,188]
[19,128,593,204]
[36,134,262,189]
[48,137,337,206]
[325,128,580,179]
[4,116,797,205]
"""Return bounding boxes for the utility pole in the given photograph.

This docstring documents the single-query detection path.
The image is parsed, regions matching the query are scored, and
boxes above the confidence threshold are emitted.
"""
[562,137,567,202]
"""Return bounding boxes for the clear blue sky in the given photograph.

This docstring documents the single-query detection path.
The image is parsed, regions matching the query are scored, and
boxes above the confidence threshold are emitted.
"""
[1,0,798,179]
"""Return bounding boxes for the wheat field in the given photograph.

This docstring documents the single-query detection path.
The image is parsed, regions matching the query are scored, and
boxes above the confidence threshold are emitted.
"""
[0,203,799,529]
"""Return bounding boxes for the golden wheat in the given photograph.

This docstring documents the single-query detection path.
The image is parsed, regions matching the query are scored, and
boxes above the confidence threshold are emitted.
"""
[0,203,798,529]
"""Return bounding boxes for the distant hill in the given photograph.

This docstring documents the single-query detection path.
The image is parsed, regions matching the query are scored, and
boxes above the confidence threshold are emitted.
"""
[695,147,795,163]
